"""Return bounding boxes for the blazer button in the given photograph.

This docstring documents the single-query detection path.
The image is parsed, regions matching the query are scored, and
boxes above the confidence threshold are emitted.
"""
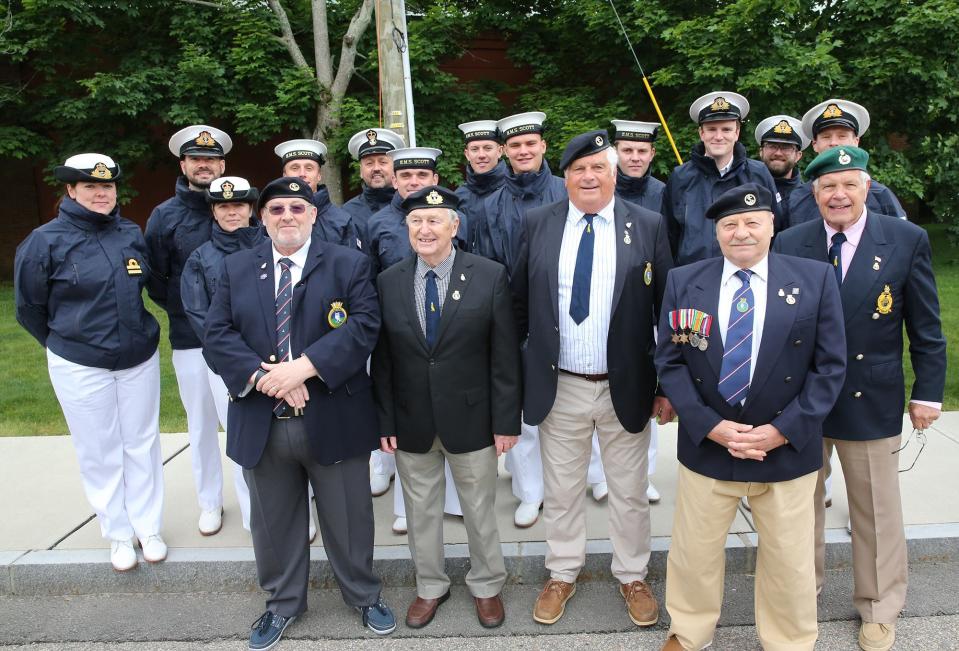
[872,313,880,320]
[793,339,802,346]
[853,391,863,398]
[429,358,435,366]
[855,354,864,360]
[269,354,277,362]
[784,376,792,383]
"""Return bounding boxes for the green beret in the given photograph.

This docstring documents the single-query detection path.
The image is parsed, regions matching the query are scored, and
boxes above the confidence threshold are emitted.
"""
[804,145,869,181]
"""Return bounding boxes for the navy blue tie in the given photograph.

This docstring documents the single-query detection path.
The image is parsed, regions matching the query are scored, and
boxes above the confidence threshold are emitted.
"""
[425,270,440,348]
[273,258,293,417]
[719,270,754,406]
[828,232,846,285]
[569,213,596,325]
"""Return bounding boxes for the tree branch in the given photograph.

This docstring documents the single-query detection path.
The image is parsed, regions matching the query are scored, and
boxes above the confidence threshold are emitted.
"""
[177,0,225,8]
[330,0,374,101]
[312,0,333,87]
[267,0,311,71]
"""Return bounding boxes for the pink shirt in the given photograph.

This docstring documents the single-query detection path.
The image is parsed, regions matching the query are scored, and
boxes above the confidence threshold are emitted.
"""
[823,208,868,281]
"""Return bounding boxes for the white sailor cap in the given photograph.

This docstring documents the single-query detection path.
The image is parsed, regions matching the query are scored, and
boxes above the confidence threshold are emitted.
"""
[458,120,500,143]
[801,99,870,140]
[54,153,121,183]
[347,128,405,160]
[387,147,442,171]
[496,111,547,141]
[610,119,660,143]
[207,176,258,204]
[274,139,327,164]
[754,115,809,150]
[168,124,232,158]
[689,92,750,124]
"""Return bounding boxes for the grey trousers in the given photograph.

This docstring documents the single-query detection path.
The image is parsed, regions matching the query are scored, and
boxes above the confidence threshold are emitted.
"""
[244,418,381,617]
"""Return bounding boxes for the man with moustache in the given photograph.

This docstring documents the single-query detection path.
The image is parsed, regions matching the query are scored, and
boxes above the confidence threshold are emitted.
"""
[146,124,232,536]
[454,120,507,249]
[774,146,945,651]
[754,114,809,228]
[610,120,666,213]
[661,92,782,266]
[343,128,406,243]
[274,139,364,251]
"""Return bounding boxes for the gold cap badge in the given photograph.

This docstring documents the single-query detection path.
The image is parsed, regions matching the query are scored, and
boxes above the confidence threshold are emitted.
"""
[773,120,793,135]
[425,190,443,205]
[710,97,731,111]
[220,181,234,199]
[91,162,113,179]
[822,104,843,119]
[366,129,377,145]
[195,130,217,147]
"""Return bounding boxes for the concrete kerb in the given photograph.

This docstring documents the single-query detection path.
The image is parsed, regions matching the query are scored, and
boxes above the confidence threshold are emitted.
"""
[4,526,958,597]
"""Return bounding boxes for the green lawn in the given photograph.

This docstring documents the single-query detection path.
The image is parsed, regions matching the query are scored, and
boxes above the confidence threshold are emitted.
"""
[1,224,957,436]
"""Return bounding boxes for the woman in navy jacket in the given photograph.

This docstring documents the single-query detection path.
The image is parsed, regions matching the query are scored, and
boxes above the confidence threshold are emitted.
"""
[14,154,166,572]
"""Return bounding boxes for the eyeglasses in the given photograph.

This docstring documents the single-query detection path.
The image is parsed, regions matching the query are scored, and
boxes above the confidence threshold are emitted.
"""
[894,428,927,473]
[761,143,799,152]
[267,203,309,216]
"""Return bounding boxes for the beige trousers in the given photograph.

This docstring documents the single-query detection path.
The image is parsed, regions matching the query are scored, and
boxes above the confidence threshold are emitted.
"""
[395,437,506,599]
[539,373,651,583]
[814,435,908,622]
[666,464,818,651]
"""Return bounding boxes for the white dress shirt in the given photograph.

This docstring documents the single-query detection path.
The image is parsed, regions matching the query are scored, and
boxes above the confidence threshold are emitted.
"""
[717,255,768,386]
[557,198,617,374]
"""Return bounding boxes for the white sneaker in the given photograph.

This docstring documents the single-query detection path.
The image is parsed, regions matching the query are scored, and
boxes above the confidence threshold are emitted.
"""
[514,501,542,528]
[370,471,394,497]
[591,482,609,502]
[646,482,661,503]
[392,517,407,535]
[110,539,137,572]
[198,508,223,536]
[309,508,318,543]
[139,534,167,563]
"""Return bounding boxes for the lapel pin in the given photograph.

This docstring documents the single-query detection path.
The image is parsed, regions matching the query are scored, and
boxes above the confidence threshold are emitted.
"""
[260,262,267,269]
[792,288,800,294]
[259,273,268,280]
[626,222,632,229]
[786,295,796,304]
[873,256,881,271]
[778,288,785,297]
[452,290,461,301]
[624,231,632,245]
[460,273,466,281]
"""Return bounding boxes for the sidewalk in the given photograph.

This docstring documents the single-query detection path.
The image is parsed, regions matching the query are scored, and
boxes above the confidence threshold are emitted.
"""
[2,413,958,595]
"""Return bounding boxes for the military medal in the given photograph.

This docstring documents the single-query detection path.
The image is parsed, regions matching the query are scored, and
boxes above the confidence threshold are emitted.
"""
[327,300,348,328]
[624,231,632,245]
[643,262,652,286]
[669,310,681,344]
[876,284,893,315]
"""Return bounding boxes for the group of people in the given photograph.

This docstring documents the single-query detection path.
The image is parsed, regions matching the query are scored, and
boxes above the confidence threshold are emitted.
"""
[13,89,946,651]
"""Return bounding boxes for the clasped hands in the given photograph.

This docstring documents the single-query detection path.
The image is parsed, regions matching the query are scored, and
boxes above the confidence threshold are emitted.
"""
[255,356,317,409]
[707,420,787,461]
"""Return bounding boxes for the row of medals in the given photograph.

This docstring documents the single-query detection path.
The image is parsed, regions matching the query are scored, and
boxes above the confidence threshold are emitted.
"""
[673,330,709,351]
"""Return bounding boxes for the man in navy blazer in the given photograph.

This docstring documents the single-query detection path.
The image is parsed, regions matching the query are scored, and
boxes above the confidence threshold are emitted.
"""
[774,146,946,651]
[655,183,846,651]
[204,178,395,649]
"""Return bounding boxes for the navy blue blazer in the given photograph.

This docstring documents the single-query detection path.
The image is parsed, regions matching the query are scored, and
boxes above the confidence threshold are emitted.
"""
[654,253,847,482]
[203,237,381,468]
[774,212,946,440]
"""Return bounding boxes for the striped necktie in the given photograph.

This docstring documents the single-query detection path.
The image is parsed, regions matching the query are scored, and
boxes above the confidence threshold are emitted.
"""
[273,257,293,417]
[719,269,754,406]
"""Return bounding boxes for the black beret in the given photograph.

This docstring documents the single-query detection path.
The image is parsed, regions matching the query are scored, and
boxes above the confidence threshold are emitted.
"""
[705,183,773,221]
[559,130,611,171]
[401,185,461,214]
[256,177,314,213]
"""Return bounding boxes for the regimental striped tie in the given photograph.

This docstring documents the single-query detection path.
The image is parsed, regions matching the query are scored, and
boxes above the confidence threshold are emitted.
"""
[273,257,293,417]
[719,269,754,407]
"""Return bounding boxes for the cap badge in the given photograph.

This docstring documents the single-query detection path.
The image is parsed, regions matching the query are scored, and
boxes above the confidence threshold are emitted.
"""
[289,182,300,191]
[328,301,348,328]
[594,135,604,146]
[220,181,234,199]
[744,193,757,206]
[195,131,217,147]
[366,129,377,145]
[710,97,731,111]
[838,149,851,165]
[773,120,793,135]
[91,162,112,179]
[425,190,443,205]
[823,104,843,119]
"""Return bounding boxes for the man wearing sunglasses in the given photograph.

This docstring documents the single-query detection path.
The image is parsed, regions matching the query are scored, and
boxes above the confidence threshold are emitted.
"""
[204,177,396,649]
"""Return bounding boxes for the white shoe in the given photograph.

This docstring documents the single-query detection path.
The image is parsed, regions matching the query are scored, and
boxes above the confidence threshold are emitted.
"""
[514,501,542,528]
[646,482,661,503]
[370,471,394,497]
[139,534,167,563]
[198,508,223,536]
[110,539,137,572]
[309,508,317,543]
[392,517,407,535]
[591,482,608,502]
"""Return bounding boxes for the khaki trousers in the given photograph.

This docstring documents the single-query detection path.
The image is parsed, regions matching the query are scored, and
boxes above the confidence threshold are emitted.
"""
[666,465,818,651]
[539,373,651,583]
[396,437,506,599]
[814,436,907,622]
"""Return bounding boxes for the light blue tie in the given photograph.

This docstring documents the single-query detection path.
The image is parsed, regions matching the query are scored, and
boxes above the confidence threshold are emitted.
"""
[719,270,754,406]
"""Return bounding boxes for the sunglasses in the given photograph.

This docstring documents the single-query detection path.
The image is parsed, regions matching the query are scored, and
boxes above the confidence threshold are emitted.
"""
[267,203,309,216]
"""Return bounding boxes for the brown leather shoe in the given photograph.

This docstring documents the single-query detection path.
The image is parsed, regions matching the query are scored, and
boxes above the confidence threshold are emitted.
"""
[620,580,659,626]
[474,594,505,628]
[533,579,576,624]
[660,635,686,650]
[405,591,450,628]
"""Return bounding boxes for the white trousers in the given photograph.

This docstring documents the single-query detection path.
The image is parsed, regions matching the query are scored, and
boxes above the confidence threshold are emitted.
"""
[47,349,163,541]
[172,348,222,511]
[207,370,252,531]
[506,422,606,504]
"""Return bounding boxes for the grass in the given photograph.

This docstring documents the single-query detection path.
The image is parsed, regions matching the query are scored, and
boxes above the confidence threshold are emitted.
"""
[1,224,957,435]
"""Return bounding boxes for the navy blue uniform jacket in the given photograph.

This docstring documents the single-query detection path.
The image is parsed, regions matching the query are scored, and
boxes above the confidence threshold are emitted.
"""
[774,213,946,440]
[512,198,673,433]
[203,238,381,468]
[654,253,847,482]
[615,169,665,214]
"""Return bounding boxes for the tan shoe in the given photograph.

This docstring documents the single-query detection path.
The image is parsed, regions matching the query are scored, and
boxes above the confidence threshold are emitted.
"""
[859,621,896,651]
[660,636,686,651]
[620,580,659,626]
[533,579,576,624]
